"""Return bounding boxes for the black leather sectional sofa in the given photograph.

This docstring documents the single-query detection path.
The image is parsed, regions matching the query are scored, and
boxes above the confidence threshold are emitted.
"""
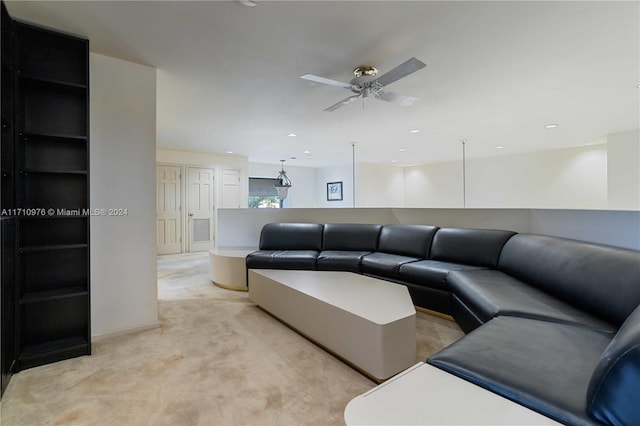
[246,223,640,425]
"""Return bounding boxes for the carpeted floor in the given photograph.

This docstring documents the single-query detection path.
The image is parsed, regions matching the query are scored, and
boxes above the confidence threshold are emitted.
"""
[1,252,463,425]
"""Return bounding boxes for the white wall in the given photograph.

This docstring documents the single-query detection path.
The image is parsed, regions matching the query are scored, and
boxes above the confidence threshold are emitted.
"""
[607,129,640,210]
[404,161,464,208]
[90,53,158,338]
[356,164,405,207]
[216,207,640,250]
[249,163,318,208]
[404,145,608,209]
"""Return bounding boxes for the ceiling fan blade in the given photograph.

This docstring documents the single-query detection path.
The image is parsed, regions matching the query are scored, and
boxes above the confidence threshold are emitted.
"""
[301,74,352,89]
[324,94,360,112]
[378,91,419,106]
[375,57,426,87]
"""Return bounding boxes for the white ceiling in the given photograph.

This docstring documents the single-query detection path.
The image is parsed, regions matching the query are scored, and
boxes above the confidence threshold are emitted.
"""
[6,1,640,167]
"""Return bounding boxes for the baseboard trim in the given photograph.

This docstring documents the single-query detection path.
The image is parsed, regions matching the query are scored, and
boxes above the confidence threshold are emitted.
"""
[91,321,161,343]
[415,306,455,322]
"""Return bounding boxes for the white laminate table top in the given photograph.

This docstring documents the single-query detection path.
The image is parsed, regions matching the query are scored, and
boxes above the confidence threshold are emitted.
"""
[250,269,415,325]
[344,362,561,425]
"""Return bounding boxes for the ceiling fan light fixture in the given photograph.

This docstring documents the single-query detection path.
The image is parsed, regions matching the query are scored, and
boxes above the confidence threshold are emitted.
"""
[353,65,378,77]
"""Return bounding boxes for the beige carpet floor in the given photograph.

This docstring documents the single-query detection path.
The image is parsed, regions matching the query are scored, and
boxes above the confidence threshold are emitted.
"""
[1,252,463,425]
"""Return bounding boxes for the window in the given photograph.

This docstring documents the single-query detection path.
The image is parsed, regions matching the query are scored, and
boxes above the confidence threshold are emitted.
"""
[248,178,280,208]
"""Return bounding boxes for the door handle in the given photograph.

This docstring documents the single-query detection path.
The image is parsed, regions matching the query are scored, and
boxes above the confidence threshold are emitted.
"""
[189,213,194,217]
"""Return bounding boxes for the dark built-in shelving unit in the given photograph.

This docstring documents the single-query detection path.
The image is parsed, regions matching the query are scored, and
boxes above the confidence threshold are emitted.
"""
[1,1,90,393]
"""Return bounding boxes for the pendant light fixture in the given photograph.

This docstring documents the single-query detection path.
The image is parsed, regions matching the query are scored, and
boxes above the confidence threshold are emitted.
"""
[274,159,292,200]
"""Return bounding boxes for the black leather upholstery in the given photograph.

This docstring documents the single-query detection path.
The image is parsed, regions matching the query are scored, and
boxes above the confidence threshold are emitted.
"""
[429,316,612,425]
[451,294,483,333]
[498,234,640,327]
[361,252,419,279]
[246,250,319,270]
[376,224,438,258]
[322,223,381,251]
[430,228,515,267]
[587,304,640,426]
[316,250,371,272]
[317,224,381,272]
[398,260,484,292]
[258,223,323,251]
[448,269,616,333]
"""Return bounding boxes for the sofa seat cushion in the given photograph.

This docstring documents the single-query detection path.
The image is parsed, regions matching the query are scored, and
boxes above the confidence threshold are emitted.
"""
[398,260,485,292]
[361,252,419,279]
[246,250,318,270]
[316,250,372,272]
[428,316,612,426]
[448,270,615,333]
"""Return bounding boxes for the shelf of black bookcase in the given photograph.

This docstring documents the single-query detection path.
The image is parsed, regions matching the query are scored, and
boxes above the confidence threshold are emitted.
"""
[19,243,87,253]
[20,132,87,141]
[20,286,87,305]
[19,336,89,370]
[19,169,87,175]
[19,74,87,90]
[21,335,88,356]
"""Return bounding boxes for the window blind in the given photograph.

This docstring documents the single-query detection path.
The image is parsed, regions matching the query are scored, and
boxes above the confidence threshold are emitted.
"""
[249,178,278,197]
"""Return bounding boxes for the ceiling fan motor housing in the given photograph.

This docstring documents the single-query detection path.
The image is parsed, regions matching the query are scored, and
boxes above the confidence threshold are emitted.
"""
[349,74,381,95]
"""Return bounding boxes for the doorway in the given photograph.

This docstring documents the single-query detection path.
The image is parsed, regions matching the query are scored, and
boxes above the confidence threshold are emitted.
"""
[156,165,182,255]
[187,167,214,252]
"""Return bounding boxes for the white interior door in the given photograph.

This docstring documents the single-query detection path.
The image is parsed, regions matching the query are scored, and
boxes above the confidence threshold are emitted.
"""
[188,167,214,252]
[221,169,241,208]
[157,165,182,255]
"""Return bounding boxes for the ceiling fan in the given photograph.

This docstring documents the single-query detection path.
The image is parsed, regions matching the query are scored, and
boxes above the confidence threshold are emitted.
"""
[301,57,426,112]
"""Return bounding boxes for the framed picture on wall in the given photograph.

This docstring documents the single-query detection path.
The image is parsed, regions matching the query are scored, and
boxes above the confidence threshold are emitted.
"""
[327,181,343,201]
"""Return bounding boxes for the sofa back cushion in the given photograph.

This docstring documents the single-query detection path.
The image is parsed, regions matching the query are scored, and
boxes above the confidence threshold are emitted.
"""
[322,223,382,251]
[430,228,516,267]
[587,304,640,425]
[259,223,323,251]
[377,224,438,258]
[498,234,640,326]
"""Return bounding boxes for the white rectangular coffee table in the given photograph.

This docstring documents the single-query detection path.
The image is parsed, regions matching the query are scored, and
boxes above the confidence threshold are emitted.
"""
[248,269,416,381]
[344,362,560,425]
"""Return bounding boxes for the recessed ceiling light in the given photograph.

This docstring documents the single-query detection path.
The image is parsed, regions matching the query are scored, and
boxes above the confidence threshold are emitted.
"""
[303,150,311,155]
[544,124,558,129]
[225,151,233,154]
[409,130,420,134]
[637,84,640,88]
[287,133,297,137]
[585,142,595,146]
[496,145,505,150]
[391,160,398,163]
[398,148,407,152]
